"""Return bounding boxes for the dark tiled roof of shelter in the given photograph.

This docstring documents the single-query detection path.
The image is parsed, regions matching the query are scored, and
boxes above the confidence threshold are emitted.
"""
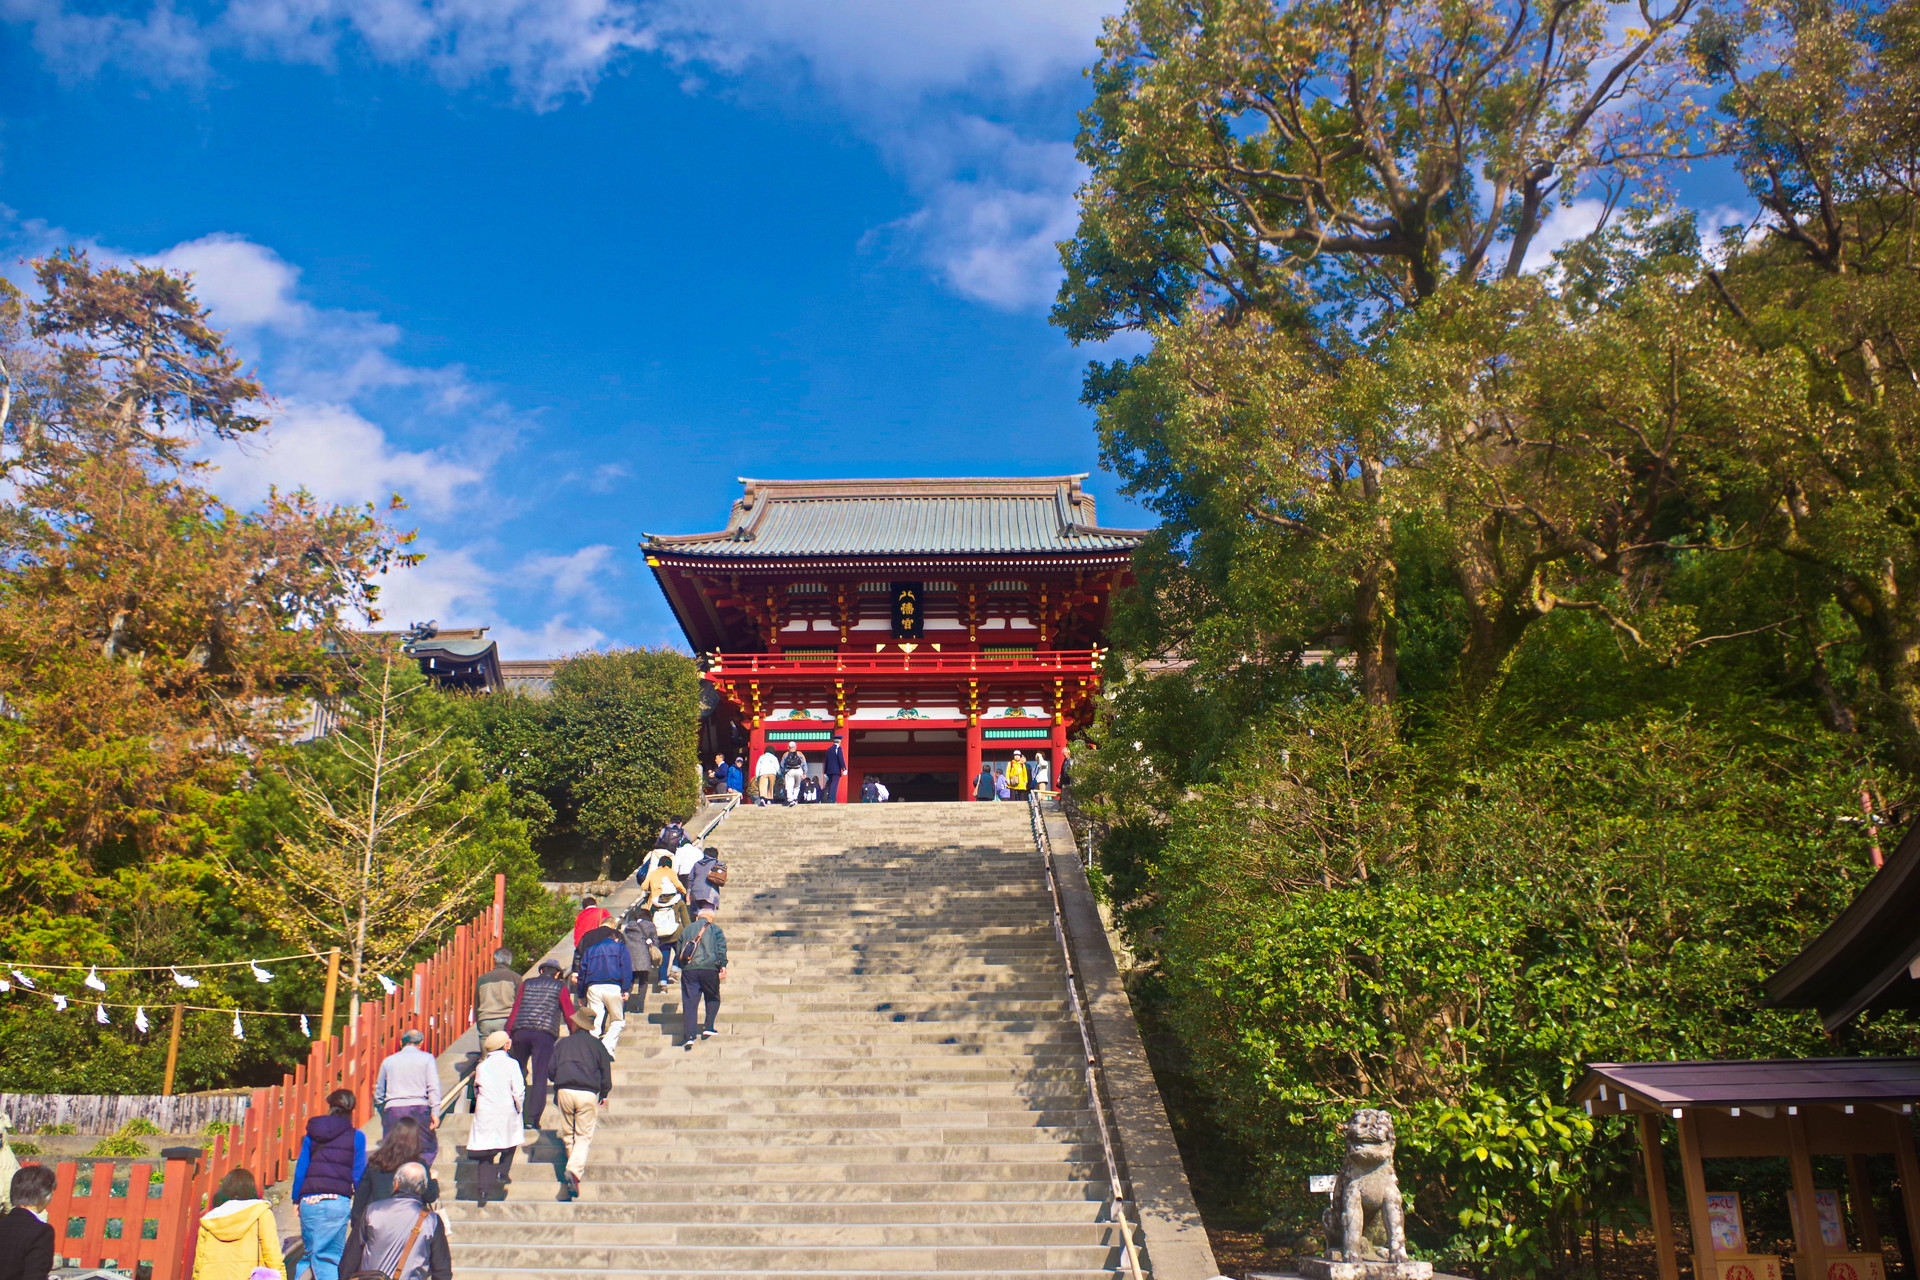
[1573,1057,1920,1108]
[1765,813,1920,1030]
[644,476,1150,558]
[407,637,496,660]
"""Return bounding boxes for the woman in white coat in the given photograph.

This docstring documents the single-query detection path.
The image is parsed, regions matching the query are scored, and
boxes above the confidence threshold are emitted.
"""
[467,1029,525,1207]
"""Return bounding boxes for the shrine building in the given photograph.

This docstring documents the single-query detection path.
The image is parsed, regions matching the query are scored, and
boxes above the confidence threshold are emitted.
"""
[644,476,1147,802]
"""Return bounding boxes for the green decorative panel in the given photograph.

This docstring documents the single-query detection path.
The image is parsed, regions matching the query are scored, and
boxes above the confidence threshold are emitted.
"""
[983,729,1052,740]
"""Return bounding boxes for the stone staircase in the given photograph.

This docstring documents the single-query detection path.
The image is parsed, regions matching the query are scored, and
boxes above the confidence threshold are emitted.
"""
[437,801,1139,1278]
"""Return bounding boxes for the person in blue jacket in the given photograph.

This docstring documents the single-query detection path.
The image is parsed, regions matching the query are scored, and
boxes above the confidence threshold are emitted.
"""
[291,1088,367,1280]
[723,756,746,796]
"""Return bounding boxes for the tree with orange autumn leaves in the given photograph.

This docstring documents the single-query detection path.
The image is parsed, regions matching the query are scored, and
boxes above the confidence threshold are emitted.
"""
[0,251,417,962]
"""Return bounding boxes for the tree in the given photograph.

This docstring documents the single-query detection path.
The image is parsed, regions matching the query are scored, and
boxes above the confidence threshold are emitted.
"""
[225,650,506,1020]
[549,650,702,881]
[0,253,412,958]
[1057,0,1715,700]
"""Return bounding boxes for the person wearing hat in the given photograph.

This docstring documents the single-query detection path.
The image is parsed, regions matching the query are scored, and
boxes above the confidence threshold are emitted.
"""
[466,1030,524,1207]
[547,1008,614,1201]
[506,959,575,1132]
[822,733,844,803]
[373,1028,441,1170]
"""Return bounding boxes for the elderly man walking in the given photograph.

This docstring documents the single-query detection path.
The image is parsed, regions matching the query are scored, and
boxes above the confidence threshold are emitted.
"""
[575,918,634,1058]
[506,959,574,1133]
[753,747,780,805]
[549,1008,614,1202]
[373,1030,441,1170]
[679,903,729,1051]
[473,947,520,1043]
[338,1162,450,1280]
[779,742,807,806]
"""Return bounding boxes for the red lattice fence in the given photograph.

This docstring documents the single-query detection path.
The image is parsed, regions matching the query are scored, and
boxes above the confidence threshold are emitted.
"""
[31,875,505,1278]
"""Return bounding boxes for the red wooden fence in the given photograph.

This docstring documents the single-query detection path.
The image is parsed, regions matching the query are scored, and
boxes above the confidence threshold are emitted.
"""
[34,875,506,1278]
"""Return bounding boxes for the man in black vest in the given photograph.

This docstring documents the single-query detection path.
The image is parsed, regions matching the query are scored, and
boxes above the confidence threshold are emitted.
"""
[0,1165,55,1280]
[823,734,845,803]
[507,959,575,1131]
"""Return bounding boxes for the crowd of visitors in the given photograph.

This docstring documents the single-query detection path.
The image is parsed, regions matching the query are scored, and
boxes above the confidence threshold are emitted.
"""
[710,737,1066,805]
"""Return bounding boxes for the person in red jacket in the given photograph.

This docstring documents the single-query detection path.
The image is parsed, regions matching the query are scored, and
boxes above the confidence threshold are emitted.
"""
[571,896,612,947]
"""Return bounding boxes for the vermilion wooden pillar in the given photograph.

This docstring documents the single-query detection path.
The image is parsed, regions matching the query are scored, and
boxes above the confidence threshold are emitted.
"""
[1049,721,1068,789]
[747,723,766,801]
[964,721,983,800]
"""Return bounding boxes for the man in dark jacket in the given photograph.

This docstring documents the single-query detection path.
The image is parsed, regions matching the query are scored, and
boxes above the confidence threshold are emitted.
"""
[679,903,729,1050]
[338,1162,450,1280]
[574,923,633,1057]
[549,1008,615,1200]
[822,735,844,802]
[507,959,575,1130]
[0,1165,56,1280]
[473,946,521,1041]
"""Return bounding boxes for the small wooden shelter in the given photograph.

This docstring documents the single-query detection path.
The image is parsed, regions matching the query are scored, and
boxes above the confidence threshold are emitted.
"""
[1572,1059,1920,1280]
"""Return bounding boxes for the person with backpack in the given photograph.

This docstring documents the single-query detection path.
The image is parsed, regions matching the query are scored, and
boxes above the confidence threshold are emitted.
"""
[656,818,689,851]
[779,742,807,805]
[506,960,574,1132]
[338,1162,450,1280]
[291,1088,365,1280]
[638,851,689,991]
[688,846,728,912]
[799,774,820,803]
[860,776,880,803]
[574,920,633,1057]
[678,903,728,1051]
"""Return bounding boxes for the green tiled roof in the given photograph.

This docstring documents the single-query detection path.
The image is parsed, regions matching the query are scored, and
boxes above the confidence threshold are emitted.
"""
[645,476,1149,559]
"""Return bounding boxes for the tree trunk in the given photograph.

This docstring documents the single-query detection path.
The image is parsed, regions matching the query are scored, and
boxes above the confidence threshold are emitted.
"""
[1837,567,1920,774]
[1351,559,1399,705]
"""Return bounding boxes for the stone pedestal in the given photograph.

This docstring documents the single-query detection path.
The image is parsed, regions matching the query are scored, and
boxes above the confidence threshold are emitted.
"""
[1294,1257,1434,1280]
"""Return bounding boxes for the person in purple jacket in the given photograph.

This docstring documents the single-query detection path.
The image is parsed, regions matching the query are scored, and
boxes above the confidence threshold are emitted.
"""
[290,1088,368,1280]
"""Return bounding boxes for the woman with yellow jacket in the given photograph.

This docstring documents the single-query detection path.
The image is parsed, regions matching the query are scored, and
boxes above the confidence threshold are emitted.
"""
[192,1167,284,1279]
[1005,752,1029,801]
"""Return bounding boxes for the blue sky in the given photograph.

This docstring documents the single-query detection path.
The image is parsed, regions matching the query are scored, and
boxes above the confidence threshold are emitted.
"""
[0,0,1749,655]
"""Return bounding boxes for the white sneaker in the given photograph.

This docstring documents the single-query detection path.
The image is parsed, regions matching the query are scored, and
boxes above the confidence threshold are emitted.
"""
[700,1028,719,1039]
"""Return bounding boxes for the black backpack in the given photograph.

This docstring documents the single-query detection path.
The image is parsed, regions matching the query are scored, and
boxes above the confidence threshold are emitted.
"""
[658,821,688,850]
[861,778,880,803]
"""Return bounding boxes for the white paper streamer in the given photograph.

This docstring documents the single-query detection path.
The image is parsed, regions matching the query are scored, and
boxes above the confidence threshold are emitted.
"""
[374,974,397,996]
[52,994,68,1011]
[231,1010,245,1040]
[95,1003,110,1025]
[11,969,36,989]
[171,968,201,989]
[83,966,107,992]
[249,961,273,984]
[300,1014,311,1038]
[135,1006,150,1033]
[0,979,10,993]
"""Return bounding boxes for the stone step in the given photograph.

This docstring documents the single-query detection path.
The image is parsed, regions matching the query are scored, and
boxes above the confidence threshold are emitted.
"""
[437,1199,1107,1225]
[438,1244,1123,1272]
[445,1220,1124,1247]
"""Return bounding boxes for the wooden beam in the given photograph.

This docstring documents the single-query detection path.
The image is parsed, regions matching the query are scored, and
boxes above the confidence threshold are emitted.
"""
[1678,1111,1722,1280]
[1787,1110,1830,1280]
[1893,1114,1920,1279]
[1845,1154,1881,1254]
[1641,1113,1683,1280]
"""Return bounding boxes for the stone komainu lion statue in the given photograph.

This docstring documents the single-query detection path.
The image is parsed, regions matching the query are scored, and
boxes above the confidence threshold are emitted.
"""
[1322,1108,1409,1263]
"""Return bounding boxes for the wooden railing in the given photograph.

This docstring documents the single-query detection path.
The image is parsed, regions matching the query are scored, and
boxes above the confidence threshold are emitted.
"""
[36,875,506,1278]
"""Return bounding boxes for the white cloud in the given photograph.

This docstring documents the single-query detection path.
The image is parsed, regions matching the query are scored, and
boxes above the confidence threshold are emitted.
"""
[367,540,495,630]
[493,616,610,658]
[198,399,483,514]
[520,544,620,611]
[880,119,1082,310]
[1521,197,1611,274]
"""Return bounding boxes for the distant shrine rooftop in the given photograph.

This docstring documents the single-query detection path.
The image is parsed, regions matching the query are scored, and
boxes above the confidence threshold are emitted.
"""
[643,475,1150,564]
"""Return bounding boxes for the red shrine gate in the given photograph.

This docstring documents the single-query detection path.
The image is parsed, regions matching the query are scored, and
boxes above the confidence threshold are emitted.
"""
[645,476,1145,801]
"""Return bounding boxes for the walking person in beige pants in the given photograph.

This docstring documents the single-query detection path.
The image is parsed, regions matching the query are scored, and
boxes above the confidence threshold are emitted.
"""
[547,1008,614,1200]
